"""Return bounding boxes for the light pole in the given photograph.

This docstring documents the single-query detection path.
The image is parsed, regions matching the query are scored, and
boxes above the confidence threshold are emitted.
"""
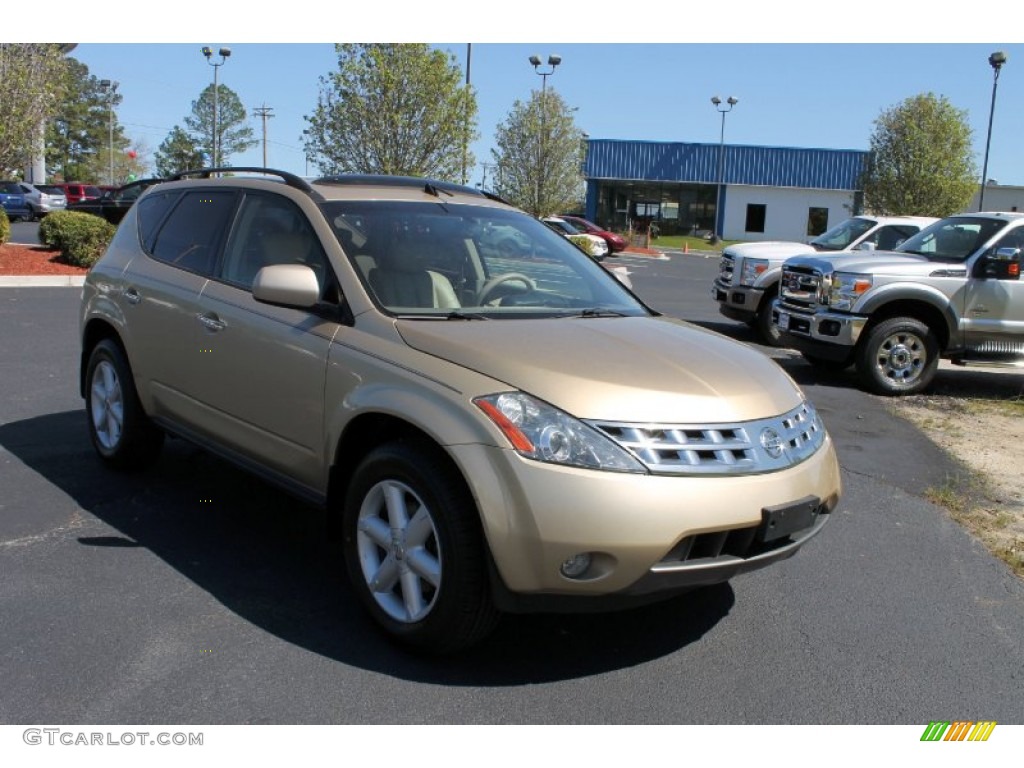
[99,79,118,186]
[979,51,1007,212]
[529,53,561,215]
[201,46,231,168]
[711,96,738,243]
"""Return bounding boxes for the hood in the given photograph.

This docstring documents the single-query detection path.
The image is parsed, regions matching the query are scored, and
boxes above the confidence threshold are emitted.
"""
[396,316,802,423]
[724,241,817,260]
[784,251,933,275]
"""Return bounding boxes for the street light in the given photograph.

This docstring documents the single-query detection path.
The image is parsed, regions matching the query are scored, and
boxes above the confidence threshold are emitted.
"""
[529,54,561,215]
[201,46,231,168]
[979,51,1007,212]
[711,95,738,243]
[99,79,118,186]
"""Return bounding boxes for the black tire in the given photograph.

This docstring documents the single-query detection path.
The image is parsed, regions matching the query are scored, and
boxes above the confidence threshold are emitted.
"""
[85,339,164,470]
[855,316,939,396]
[342,440,499,653]
[755,289,784,347]
[801,352,853,372]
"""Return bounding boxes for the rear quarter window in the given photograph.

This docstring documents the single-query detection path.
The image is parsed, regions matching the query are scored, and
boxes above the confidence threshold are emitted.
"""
[145,190,237,276]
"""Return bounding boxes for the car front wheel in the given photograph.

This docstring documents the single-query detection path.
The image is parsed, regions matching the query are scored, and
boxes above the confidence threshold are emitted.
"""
[85,339,163,470]
[855,317,939,395]
[342,440,499,653]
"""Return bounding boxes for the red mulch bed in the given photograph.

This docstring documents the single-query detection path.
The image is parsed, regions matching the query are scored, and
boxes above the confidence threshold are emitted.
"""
[0,243,88,276]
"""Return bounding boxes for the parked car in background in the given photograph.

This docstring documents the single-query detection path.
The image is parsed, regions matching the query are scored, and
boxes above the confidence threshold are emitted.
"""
[68,178,162,225]
[773,212,1024,395]
[79,169,840,653]
[560,215,628,254]
[541,216,610,259]
[57,183,103,205]
[0,181,32,221]
[713,215,937,346]
[18,183,67,219]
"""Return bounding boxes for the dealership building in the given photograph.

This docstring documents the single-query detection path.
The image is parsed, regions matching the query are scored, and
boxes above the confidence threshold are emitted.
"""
[582,138,870,242]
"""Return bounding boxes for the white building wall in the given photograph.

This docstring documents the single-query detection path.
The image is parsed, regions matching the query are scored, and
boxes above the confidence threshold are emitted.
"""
[723,185,858,243]
[966,184,1024,213]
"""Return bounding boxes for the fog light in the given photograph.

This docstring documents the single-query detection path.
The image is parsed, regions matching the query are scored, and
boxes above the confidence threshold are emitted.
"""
[560,553,592,579]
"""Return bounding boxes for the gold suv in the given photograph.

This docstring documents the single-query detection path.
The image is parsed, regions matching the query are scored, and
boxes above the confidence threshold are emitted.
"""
[79,170,841,652]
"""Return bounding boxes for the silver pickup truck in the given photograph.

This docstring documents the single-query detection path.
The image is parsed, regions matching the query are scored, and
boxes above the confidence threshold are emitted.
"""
[773,212,1024,395]
[713,215,935,345]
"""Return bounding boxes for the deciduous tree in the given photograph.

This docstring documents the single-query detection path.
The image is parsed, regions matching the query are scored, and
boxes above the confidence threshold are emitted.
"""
[303,44,476,181]
[0,44,69,177]
[861,93,977,217]
[492,89,585,217]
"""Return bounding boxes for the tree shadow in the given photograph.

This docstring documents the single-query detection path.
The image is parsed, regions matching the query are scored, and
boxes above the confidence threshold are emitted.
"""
[0,410,735,686]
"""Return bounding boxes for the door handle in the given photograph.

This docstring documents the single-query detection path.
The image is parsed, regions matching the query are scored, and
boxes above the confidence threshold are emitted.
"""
[123,287,141,305]
[197,313,226,332]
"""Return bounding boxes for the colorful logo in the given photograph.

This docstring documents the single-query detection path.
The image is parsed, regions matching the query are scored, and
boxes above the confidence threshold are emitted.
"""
[920,721,997,742]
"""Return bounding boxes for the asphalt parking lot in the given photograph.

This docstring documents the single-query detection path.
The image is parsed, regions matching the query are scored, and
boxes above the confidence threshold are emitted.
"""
[1,254,1022,726]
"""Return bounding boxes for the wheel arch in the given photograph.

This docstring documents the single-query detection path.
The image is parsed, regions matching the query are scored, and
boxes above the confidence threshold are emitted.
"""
[80,318,127,398]
[857,298,953,351]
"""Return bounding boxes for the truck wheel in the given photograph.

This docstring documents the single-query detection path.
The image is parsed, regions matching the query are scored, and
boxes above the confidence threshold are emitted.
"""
[342,440,499,653]
[855,317,939,396]
[756,290,784,347]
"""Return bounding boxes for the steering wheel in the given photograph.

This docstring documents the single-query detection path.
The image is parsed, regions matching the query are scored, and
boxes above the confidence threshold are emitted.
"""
[476,273,537,305]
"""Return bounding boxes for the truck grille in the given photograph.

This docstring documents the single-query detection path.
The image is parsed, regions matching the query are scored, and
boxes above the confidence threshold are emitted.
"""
[586,401,825,476]
[779,265,825,311]
[717,254,735,286]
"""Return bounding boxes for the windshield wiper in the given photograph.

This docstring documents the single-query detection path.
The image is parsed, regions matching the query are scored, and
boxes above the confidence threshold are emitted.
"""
[445,310,488,320]
[575,308,628,318]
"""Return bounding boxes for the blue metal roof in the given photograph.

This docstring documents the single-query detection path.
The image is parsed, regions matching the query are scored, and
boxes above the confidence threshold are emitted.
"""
[584,139,868,191]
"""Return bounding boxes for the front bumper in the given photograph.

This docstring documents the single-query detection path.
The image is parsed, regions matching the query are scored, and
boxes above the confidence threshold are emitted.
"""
[449,436,841,605]
[772,301,866,352]
[713,280,764,323]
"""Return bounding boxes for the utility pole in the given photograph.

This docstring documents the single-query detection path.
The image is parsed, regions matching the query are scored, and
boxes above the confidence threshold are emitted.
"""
[253,104,274,168]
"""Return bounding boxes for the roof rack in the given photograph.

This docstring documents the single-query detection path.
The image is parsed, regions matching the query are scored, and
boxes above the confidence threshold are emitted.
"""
[312,174,484,197]
[168,167,313,194]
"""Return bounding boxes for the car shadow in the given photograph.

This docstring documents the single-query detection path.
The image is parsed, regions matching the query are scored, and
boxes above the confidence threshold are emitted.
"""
[0,410,735,686]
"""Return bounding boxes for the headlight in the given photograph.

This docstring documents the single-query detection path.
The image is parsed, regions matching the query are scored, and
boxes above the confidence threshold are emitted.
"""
[827,272,873,311]
[739,258,769,286]
[475,393,645,473]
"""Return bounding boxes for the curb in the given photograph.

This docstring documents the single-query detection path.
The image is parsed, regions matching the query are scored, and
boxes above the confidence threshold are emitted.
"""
[0,275,86,287]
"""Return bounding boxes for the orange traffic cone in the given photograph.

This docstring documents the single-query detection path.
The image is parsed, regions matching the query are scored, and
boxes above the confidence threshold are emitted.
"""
[684,243,689,254]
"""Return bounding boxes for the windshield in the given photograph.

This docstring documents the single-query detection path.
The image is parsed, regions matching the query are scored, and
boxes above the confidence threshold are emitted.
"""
[321,201,648,318]
[896,217,1009,262]
[809,218,876,251]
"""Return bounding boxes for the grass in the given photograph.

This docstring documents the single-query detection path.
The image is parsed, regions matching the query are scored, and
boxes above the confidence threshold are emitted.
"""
[633,234,741,252]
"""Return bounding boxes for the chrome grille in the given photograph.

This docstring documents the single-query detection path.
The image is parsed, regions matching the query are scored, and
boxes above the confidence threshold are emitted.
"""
[780,265,825,310]
[586,401,825,476]
[718,254,735,286]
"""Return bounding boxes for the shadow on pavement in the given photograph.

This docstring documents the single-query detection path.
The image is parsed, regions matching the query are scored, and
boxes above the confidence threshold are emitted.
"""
[0,410,735,686]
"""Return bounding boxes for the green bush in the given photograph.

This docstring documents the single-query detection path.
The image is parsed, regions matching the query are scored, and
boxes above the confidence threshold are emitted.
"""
[0,208,9,245]
[567,233,599,257]
[38,211,116,268]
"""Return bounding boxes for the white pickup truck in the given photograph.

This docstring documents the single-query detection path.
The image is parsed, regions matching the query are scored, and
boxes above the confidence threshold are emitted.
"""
[712,215,936,345]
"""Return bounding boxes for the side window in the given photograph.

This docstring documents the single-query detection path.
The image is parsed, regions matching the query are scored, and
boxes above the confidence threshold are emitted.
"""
[872,226,914,251]
[745,204,766,233]
[138,191,182,253]
[995,226,1024,252]
[147,190,236,276]
[220,193,334,300]
[806,207,828,237]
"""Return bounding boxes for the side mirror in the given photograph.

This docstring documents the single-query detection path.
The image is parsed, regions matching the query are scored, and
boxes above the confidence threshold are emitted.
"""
[977,247,1021,280]
[252,264,321,308]
[856,241,876,251]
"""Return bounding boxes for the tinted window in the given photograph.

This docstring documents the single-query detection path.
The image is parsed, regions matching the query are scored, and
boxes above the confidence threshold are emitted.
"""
[220,192,333,298]
[1,182,21,194]
[745,204,766,233]
[137,191,181,253]
[148,190,236,276]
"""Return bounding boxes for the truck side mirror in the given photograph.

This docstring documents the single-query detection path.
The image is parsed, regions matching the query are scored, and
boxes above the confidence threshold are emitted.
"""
[977,247,1021,280]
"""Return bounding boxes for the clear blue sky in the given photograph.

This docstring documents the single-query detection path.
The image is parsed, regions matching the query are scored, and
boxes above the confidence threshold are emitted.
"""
[27,5,1024,188]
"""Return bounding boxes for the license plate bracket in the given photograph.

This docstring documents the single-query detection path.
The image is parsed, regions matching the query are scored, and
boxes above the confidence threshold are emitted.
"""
[758,496,820,543]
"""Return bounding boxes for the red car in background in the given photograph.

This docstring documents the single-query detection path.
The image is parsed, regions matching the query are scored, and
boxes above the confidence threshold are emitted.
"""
[560,215,628,254]
[57,183,103,205]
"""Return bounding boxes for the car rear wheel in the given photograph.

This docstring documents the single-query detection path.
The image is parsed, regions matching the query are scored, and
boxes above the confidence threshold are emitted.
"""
[85,339,164,470]
[755,290,784,347]
[342,440,499,653]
